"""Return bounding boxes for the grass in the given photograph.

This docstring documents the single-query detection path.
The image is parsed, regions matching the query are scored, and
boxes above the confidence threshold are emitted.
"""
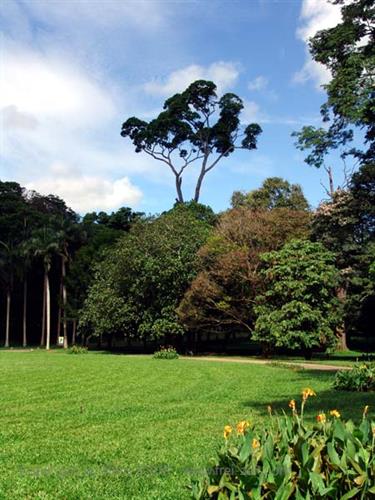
[0,351,373,499]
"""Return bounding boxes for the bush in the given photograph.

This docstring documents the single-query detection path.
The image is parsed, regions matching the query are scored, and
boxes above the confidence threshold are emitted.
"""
[153,346,179,359]
[333,363,375,392]
[191,390,375,499]
[67,345,88,355]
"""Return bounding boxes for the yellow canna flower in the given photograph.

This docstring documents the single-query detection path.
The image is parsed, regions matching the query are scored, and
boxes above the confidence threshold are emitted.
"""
[363,405,369,416]
[302,388,316,402]
[288,399,296,412]
[316,413,326,423]
[267,405,272,415]
[252,438,260,449]
[330,410,341,418]
[223,425,232,439]
[236,420,250,435]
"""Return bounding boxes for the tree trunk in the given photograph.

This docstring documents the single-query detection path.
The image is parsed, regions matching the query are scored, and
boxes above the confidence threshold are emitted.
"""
[57,283,62,344]
[62,256,68,349]
[72,319,77,345]
[175,175,184,203]
[328,166,334,198]
[194,170,205,202]
[5,290,11,348]
[336,286,348,351]
[23,279,27,347]
[40,277,46,347]
[45,271,51,350]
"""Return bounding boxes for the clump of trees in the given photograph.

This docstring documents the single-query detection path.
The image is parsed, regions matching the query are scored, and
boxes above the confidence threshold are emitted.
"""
[177,206,311,338]
[80,203,214,347]
[0,181,143,348]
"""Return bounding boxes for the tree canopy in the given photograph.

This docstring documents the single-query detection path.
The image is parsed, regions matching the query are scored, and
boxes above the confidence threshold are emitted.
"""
[293,0,375,189]
[231,177,309,211]
[253,239,342,358]
[121,80,262,203]
[178,206,311,336]
[80,204,213,344]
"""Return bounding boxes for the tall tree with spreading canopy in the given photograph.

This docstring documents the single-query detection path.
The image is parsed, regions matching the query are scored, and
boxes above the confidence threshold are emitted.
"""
[121,80,262,203]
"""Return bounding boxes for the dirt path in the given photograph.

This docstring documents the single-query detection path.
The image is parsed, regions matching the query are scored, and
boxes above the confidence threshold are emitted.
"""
[180,356,351,371]
[1,349,351,371]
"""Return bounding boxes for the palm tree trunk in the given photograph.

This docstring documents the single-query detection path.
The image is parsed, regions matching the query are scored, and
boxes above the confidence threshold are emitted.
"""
[46,271,51,350]
[23,279,27,347]
[72,319,77,345]
[40,276,46,347]
[5,290,11,348]
[62,256,68,349]
[57,282,62,344]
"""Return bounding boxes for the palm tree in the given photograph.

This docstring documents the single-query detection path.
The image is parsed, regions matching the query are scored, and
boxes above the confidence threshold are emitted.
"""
[0,241,17,348]
[56,219,82,349]
[29,228,60,350]
[18,239,34,348]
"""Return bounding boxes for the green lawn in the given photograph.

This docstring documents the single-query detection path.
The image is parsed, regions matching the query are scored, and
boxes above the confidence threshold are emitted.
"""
[0,351,372,499]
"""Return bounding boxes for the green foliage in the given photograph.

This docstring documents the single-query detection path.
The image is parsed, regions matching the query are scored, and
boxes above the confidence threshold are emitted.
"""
[153,346,179,359]
[121,80,262,202]
[192,394,375,499]
[82,206,144,232]
[67,345,88,355]
[312,165,375,342]
[334,363,375,392]
[170,201,218,226]
[309,0,374,163]
[292,125,353,171]
[231,177,310,211]
[253,240,342,355]
[80,205,212,341]
[178,208,311,336]
[291,0,375,348]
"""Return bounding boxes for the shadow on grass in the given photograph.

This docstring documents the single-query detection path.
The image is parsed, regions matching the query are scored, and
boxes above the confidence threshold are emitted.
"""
[242,369,373,422]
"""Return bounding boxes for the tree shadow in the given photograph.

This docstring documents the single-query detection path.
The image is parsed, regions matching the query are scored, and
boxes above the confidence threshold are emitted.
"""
[241,369,374,422]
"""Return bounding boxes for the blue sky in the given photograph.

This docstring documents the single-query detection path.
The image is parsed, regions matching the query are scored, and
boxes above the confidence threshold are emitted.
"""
[0,0,345,215]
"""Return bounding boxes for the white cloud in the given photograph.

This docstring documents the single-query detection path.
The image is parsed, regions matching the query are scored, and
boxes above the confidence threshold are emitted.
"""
[294,0,342,89]
[248,76,268,91]
[241,100,262,123]
[2,105,39,130]
[0,41,148,212]
[0,45,116,127]
[26,167,142,213]
[144,62,240,96]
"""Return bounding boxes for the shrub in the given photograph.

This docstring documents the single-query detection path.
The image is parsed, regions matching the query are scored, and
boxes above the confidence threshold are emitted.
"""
[333,363,375,392]
[191,390,375,499]
[153,346,179,360]
[67,345,88,355]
